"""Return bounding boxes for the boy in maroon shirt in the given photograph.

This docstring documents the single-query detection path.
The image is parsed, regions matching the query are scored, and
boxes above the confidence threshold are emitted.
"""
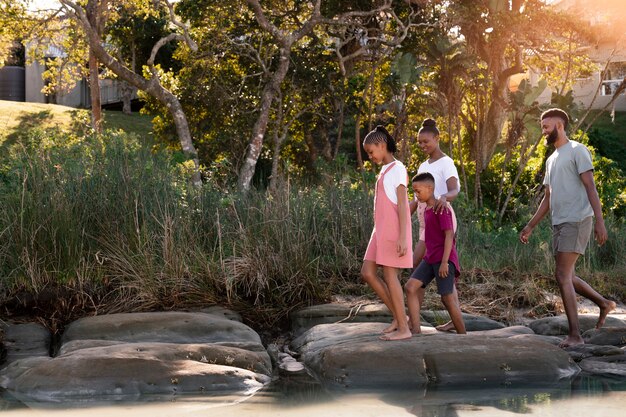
[405,173,466,334]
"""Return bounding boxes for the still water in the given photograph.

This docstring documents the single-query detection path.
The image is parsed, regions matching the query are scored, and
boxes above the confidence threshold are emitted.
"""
[1,375,625,417]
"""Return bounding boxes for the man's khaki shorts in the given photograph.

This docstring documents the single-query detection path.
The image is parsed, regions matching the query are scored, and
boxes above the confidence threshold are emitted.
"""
[552,216,593,255]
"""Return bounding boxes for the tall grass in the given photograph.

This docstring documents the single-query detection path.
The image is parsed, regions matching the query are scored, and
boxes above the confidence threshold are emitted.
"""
[0,128,623,329]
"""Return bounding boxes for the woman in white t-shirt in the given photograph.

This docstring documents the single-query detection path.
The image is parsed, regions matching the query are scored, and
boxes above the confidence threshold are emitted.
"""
[408,118,461,332]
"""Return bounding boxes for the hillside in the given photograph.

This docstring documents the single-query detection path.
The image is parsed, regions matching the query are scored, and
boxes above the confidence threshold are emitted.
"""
[0,100,153,141]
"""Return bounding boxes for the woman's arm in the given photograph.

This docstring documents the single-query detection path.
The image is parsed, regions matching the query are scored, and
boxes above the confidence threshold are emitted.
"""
[434,177,459,213]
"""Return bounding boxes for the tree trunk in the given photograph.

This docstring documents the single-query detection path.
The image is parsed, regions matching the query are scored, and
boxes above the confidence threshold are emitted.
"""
[332,96,345,159]
[88,48,102,133]
[238,49,291,192]
[355,112,364,170]
[120,80,134,115]
[456,117,468,197]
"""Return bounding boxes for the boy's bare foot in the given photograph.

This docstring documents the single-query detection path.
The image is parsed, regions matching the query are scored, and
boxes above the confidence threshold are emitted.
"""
[559,335,584,348]
[435,321,456,333]
[596,300,617,329]
[380,329,412,341]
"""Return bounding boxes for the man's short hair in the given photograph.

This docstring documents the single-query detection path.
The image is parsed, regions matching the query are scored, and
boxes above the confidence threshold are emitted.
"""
[412,172,435,184]
[541,108,569,130]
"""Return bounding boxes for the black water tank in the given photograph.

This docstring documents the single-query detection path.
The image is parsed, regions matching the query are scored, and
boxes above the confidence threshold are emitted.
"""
[0,66,25,102]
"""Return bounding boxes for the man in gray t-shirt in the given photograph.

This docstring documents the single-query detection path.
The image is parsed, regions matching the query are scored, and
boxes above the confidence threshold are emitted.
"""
[520,108,615,348]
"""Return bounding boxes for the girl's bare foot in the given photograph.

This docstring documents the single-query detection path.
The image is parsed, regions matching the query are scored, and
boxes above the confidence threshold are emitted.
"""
[382,316,411,334]
[435,321,456,333]
[596,300,617,329]
[559,335,584,348]
[383,319,398,334]
[380,328,412,341]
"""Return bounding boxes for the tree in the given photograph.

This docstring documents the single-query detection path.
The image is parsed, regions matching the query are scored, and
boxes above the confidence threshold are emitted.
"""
[57,0,202,185]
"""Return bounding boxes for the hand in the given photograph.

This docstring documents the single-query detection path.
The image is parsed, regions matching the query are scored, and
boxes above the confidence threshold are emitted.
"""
[396,238,407,257]
[594,220,608,246]
[433,196,448,214]
[519,225,533,244]
[438,262,449,278]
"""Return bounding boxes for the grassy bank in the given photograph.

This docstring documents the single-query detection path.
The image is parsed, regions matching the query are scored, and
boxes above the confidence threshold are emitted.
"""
[0,127,623,332]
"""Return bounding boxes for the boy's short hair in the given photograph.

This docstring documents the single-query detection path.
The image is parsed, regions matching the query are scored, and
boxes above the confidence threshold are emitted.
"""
[412,172,435,184]
[541,108,569,130]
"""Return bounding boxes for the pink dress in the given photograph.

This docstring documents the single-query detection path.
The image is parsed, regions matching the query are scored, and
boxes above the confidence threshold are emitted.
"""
[364,162,413,268]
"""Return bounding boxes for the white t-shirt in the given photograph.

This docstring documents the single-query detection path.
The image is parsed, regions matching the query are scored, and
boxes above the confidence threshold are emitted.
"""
[417,156,460,198]
[380,160,408,204]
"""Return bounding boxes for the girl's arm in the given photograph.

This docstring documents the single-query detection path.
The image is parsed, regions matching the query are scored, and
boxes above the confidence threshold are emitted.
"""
[439,229,454,278]
[396,185,409,256]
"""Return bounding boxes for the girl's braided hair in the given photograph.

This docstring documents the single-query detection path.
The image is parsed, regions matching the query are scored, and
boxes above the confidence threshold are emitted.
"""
[363,125,397,153]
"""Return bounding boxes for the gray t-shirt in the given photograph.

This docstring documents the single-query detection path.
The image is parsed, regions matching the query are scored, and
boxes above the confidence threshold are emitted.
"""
[543,140,594,225]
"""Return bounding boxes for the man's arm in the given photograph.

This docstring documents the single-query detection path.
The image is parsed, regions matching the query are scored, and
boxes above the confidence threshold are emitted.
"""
[519,187,550,244]
[580,170,608,246]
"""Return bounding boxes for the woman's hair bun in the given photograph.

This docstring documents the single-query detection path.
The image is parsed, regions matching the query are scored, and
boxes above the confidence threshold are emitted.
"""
[422,118,437,128]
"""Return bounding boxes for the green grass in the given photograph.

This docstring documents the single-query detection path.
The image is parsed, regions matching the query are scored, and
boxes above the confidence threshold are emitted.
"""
[0,100,153,143]
[586,110,626,172]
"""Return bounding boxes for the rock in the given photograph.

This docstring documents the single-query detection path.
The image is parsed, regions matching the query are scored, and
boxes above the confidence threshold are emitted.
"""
[563,344,624,361]
[1,311,272,403]
[579,354,626,377]
[528,315,626,336]
[291,303,398,337]
[61,311,266,354]
[292,323,579,390]
[0,344,270,402]
[508,334,564,346]
[199,306,243,322]
[465,326,534,338]
[421,311,506,331]
[582,327,626,346]
[0,322,51,367]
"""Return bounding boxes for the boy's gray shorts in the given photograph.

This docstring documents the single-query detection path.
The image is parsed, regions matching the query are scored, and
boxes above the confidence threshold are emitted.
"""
[552,216,593,255]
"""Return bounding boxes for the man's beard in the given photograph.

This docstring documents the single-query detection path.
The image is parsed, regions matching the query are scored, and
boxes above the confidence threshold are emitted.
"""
[546,127,558,145]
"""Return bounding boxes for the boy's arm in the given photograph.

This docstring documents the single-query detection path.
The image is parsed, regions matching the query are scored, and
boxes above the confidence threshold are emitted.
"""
[439,229,454,278]
[396,185,408,256]
[520,187,550,244]
[580,170,608,246]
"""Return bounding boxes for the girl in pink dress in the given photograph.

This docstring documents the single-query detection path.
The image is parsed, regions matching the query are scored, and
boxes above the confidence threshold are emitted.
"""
[361,126,413,341]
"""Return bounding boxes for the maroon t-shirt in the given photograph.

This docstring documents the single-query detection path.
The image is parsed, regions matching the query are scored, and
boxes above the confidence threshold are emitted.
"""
[423,207,460,277]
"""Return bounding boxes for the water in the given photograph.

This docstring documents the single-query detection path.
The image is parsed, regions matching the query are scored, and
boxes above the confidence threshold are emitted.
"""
[1,375,625,417]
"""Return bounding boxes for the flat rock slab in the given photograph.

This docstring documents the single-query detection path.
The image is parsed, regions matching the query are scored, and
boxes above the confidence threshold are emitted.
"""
[292,323,579,390]
[582,327,626,346]
[529,315,626,336]
[1,311,271,403]
[0,322,50,367]
[0,344,270,402]
[421,311,506,331]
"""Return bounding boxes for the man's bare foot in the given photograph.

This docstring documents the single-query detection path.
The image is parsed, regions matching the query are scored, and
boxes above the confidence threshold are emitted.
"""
[380,329,412,341]
[596,300,617,329]
[559,335,584,348]
[435,321,456,333]
[411,329,422,335]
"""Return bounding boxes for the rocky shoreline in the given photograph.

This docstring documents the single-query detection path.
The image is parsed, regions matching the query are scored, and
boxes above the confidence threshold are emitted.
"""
[1,303,625,405]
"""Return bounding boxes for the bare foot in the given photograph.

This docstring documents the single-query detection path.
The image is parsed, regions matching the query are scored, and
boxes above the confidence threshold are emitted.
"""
[382,319,398,334]
[411,329,422,335]
[596,300,617,329]
[383,316,411,334]
[559,335,584,348]
[435,321,456,333]
[380,329,412,341]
